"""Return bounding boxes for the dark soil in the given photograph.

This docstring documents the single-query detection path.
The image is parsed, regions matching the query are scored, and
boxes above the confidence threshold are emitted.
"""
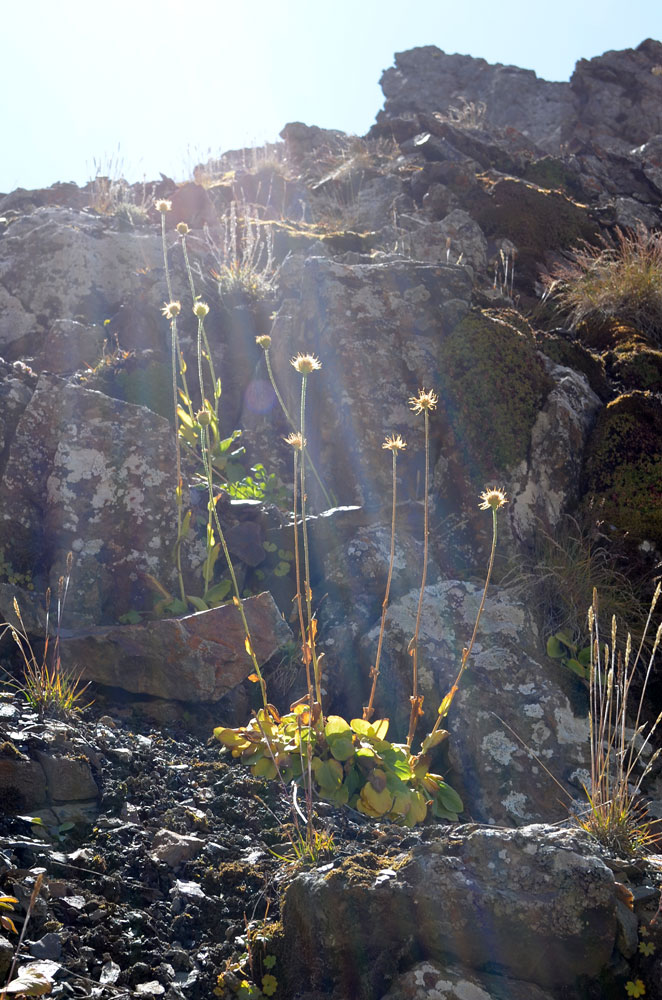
[0,695,412,1000]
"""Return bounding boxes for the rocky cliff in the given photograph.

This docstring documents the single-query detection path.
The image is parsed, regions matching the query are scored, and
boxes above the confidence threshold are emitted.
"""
[0,38,662,1000]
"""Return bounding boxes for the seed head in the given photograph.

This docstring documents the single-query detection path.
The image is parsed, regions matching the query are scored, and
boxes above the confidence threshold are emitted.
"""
[284,432,305,450]
[161,300,181,320]
[256,334,272,350]
[478,487,509,511]
[290,353,322,374]
[193,300,210,319]
[176,221,190,235]
[154,198,172,213]
[196,407,212,427]
[409,388,438,414]
[383,434,407,452]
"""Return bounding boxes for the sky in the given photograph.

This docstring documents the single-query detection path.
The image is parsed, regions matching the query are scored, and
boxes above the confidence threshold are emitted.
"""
[2,0,661,193]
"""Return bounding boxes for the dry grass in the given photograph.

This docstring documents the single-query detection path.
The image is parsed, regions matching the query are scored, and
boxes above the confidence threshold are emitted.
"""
[543,225,662,343]
[577,586,662,854]
[0,555,91,719]
[205,201,278,300]
[510,514,650,650]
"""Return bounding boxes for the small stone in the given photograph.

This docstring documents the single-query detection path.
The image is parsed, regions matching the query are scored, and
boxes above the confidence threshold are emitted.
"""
[135,982,165,996]
[29,933,62,961]
[99,961,120,985]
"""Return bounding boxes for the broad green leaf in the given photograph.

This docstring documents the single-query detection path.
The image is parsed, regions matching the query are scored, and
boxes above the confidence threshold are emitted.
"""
[357,783,393,817]
[325,716,351,736]
[251,757,277,780]
[312,757,343,792]
[204,579,232,604]
[565,658,589,679]
[187,595,209,613]
[327,732,354,762]
[214,727,248,748]
[546,635,566,659]
[433,778,464,814]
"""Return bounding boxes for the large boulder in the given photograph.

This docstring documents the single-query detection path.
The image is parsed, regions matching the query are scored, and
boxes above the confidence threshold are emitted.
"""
[359,579,590,825]
[281,825,618,999]
[58,593,291,702]
[0,208,164,360]
[0,375,180,623]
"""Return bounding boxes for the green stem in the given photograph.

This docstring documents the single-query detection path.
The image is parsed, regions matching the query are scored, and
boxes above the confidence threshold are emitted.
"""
[364,448,398,721]
[201,422,268,711]
[299,375,323,717]
[425,504,500,745]
[265,348,333,511]
[406,409,430,750]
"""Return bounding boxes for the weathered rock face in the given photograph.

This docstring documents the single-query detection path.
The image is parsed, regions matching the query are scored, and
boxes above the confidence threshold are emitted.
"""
[377,39,662,156]
[568,39,662,149]
[380,962,560,1000]
[247,255,473,508]
[58,593,291,702]
[359,579,589,825]
[0,208,164,360]
[378,47,572,151]
[0,376,179,623]
[281,825,618,999]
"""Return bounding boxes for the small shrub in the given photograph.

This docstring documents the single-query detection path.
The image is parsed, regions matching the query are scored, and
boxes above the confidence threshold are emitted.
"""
[544,225,662,345]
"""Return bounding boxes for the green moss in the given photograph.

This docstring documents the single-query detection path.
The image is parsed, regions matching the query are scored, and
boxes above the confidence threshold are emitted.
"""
[522,157,584,199]
[93,360,173,420]
[535,333,611,401]
[468,178,598,286]
[612,346,662,393]
[582,392,662,547]
[439,311,553,480]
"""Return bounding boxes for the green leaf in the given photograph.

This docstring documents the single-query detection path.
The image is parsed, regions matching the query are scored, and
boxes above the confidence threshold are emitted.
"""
[273,561,290,577]
[252,757,277,780]
[204,579,232,604]
[325,716,351,736]
[564,658,589,679]
[263,541,278,553]
[327,732,354,762]
[187,595,209,613]
[433,778,464,814]
[546,635,567,659]
[312,757,343,793]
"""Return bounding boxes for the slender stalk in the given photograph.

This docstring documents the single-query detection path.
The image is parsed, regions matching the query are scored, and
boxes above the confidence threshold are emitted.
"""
[406,407,430,750]
[263,346,333,510]
[364,438,404,721]
[289,443,311,698]
[200,422,269,712]
[298,374,323,717]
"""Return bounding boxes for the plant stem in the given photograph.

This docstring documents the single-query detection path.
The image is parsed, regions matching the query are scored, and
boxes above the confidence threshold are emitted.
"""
[299,375,323,719]
[424,503,500,746]
[200,423,269,712]
[265,348,333,510]
[407,409,430,750]
[364,448,398,721]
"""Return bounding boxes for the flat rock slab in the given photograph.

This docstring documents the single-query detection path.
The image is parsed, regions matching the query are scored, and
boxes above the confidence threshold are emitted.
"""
[282,824,617,999]
[59,592,291,702]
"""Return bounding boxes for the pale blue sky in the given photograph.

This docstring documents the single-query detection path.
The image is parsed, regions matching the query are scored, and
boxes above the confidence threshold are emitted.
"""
[2,0,661,193]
